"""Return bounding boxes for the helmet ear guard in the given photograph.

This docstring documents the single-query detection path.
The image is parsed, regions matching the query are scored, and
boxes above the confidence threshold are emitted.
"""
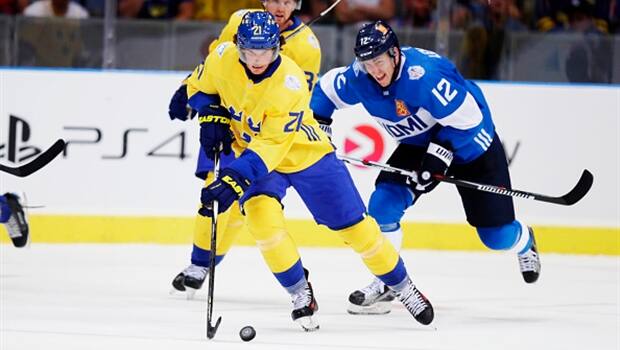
[388,46,397,58]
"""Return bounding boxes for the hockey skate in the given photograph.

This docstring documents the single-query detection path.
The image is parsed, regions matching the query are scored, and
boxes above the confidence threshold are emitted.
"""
[347,278,395,315]
[171,264,208,299]
[291,269,319,332]
[393,278,434,325]
[1,193,29,248]
[518,227,541,283]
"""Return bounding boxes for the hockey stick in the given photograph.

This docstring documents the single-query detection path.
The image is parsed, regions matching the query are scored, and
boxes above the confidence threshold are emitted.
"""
[283,0,342,41]
[206,148,222,340]
[338,154,593,206]
[0,139,65,177]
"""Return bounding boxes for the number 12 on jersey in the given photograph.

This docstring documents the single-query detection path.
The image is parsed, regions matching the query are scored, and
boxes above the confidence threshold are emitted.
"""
[432,78,458,106]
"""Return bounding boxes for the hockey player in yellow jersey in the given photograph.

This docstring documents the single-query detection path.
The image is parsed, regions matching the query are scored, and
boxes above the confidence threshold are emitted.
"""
[186,11,434,330]
[169,0,324,297]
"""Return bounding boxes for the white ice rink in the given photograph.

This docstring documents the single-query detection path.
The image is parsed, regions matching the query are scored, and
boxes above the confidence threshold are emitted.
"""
[1,244,618,350]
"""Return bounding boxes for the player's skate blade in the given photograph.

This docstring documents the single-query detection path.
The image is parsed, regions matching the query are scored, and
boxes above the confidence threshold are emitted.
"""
[169,265,208,298]
[518,227,541,283]
[347,280,395,315]
[291,268,319,331]
[347,301,392,315]
[170,272,186,293]
[394,279,434,325]
[2,193,29,248]
[295,316,320,332]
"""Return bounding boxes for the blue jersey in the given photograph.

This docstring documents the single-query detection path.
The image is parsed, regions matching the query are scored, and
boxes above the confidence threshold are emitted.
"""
[310,46,496,164]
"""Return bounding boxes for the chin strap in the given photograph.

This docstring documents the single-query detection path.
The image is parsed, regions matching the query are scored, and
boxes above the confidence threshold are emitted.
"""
[386,50,402,87]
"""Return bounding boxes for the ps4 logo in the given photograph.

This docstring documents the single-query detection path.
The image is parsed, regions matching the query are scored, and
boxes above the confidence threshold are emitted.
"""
[0,115,45,164]
[1,114,192,161]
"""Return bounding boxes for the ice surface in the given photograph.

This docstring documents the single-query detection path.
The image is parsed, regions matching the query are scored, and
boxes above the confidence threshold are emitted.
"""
[1,244,618,350]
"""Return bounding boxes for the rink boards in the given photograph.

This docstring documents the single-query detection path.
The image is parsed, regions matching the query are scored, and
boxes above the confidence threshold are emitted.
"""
[0,68,618,254]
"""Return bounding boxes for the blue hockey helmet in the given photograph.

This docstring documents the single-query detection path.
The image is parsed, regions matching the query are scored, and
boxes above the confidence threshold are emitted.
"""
[236,11,281,50]
[354,20,400,61]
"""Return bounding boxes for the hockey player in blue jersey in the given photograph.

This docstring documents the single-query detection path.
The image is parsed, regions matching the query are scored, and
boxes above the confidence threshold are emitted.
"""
[0,193,29,248]
[310,20,541,315]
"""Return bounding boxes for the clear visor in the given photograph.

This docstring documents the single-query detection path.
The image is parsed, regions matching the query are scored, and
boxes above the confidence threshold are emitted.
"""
[354,52,394,74]
[238,47,279,65]
[353,58,368,73]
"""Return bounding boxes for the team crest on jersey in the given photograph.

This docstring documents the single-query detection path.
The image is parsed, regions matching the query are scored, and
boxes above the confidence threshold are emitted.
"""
[285,75,301,91]
[216,42,229,57]
[407,65,425,80]
[308,35,320,49]
[395,99,410,117]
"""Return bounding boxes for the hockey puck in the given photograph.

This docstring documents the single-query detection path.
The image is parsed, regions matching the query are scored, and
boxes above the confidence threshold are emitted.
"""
[239,325,256,342]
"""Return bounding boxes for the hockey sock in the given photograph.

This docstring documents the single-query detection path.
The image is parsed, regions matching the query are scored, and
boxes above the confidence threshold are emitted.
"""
[244,195,304,289]
[337,216,407,285]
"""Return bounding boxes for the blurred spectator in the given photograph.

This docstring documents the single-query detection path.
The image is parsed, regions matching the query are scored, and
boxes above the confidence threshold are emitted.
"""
[298,0,334,23]
[1,0,28,14]
[459,0,526,79]
[23,0,89,18]
[334,0,396,24]
[393,0,475,30]
[17,19,89,66]
[77,0,105,17]
[398,0,437,28]
[451,0,474,29]
[561,0,613,82]
[535,0,611,33]
[193,0,255,21]
[610,0,618,32]
[118,0,194,20]
[483,0,526,30]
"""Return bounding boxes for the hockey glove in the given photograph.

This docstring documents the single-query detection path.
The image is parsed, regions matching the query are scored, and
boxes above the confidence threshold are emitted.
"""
[314,115,333,140]
[199,168,251,217]
[199,104,233,160]
[168,84,197,121]
[415,142,453,194]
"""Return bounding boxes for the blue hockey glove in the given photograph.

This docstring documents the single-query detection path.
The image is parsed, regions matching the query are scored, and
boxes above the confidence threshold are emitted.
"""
[168,84,197,121]
[415,142,453,194]
[198,168,251,217]
[314,115,333,140]
[198,104,233,160]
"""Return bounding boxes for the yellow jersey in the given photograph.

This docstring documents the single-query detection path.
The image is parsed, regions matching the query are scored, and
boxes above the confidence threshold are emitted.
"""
[187,43,332,177]
[208,9,321,91]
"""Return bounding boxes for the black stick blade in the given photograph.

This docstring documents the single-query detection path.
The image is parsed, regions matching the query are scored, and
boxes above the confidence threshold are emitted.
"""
[207,316,222,339]
[557,169,594,205]
[0,139,65,177]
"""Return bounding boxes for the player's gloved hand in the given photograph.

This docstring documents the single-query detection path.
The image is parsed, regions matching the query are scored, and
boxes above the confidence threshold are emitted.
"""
[198,104,233,159]
[415,142,453,193]
[168,84,197,121]
[314,115,333,140]
[198,168,251,217]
